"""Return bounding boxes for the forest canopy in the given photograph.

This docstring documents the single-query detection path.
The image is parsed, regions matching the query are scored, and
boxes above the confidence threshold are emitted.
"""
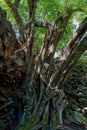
[0,0,87,51]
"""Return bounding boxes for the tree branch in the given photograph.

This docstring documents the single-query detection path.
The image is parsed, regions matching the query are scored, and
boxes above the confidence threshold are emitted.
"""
[56,17,87,88]
[13,0,21,8]
[5,0,25,42]
[48,17,87,89]
[35,8,74,75]
[40,8,85,61]
[35,21,53,28]
[58,35,87,88]
[26,0,38,75]
[25,21,55,31]
[48,35,87,90]
[60,17,87,64]
[40,8,73,62]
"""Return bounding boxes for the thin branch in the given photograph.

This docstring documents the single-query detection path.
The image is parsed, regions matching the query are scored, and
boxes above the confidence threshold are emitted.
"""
[0,100,13,111]
[35,21,53,28]
[5,0,25,42]
[25,21,54,31]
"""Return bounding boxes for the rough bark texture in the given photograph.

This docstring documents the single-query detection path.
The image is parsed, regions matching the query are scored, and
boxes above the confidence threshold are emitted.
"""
[0,2,87,130]
[0,7,26,130]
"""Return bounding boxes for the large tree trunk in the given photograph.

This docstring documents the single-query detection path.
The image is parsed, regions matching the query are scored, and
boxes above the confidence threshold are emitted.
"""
[0,2,87,130]
[0,7,26,130]
[20,69,86,130]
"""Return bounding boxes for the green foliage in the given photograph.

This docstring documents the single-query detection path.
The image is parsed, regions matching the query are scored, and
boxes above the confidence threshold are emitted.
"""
[33,27,46,54]
[36,0,87,52]
[18,1,28,25]
[0,0,14,21]
[0,0,87,52]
